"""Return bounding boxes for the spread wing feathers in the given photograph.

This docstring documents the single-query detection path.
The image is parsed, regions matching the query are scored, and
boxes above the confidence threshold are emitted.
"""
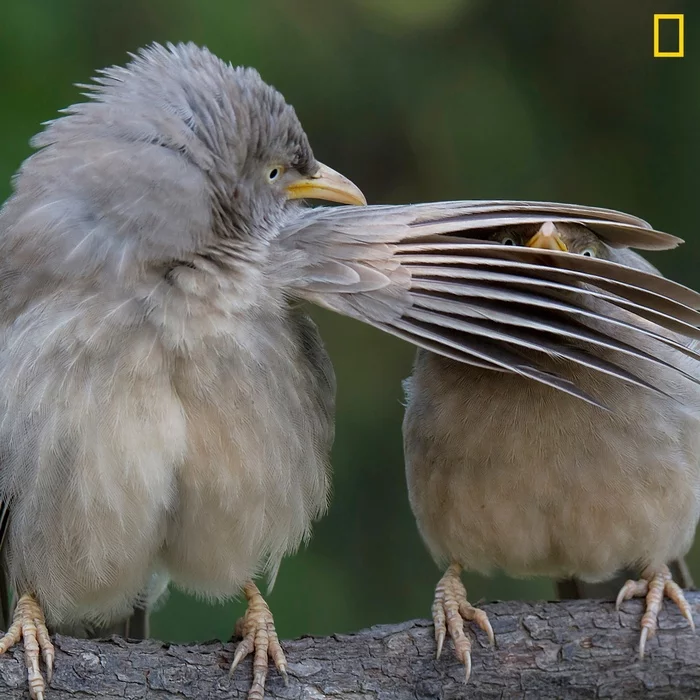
[398,244,700,312]
[279,199,683,249]
[404,265,700,349]
[409,292,700,383]
[381,318,611,409]
[277,201,699,404]
[404,307,670,396]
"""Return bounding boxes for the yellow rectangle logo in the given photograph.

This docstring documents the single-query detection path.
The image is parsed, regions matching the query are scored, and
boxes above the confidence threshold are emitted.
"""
[654,14,684,57]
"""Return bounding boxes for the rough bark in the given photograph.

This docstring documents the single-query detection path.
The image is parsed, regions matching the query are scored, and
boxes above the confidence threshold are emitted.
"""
[0,595,699,699]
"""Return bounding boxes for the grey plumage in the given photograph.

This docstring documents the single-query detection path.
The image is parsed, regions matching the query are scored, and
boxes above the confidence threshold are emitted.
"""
[0,42,699,699]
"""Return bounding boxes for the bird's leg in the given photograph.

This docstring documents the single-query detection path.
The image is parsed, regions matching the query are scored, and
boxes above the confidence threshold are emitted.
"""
[616,564,695,658]
[0,593,54,700]
[229,581,288,700]
[432,563,494,682]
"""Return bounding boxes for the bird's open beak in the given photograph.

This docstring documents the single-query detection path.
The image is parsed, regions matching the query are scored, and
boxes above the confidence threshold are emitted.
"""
[526,222,568,251]
[285,162,367,206]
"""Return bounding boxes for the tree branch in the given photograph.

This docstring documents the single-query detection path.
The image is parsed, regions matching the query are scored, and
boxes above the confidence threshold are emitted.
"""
[1,595,698,699]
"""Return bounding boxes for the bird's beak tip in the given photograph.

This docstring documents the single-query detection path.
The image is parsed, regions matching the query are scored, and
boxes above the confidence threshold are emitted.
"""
[285,162,367,206]
[526,222,568,251]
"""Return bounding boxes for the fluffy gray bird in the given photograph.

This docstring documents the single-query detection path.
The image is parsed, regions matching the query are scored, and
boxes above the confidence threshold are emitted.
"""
[403,220,700,681]
[1,42,699,700]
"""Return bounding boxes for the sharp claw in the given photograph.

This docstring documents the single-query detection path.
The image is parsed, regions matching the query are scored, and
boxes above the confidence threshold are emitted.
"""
[40,645,54,683]
[435,630,445,659]
[279,666,289,687]
[615,579,642,610]
[463,652,472,684]
[639,626,649,659]
[471,608,495,646]
[665,580,696,632]
[229,639,252,676]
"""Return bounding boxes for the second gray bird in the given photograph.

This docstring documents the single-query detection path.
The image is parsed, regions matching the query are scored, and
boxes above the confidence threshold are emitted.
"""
[403,221,700,681]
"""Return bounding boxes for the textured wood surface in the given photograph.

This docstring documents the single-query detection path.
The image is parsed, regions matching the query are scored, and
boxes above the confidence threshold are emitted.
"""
[1,595,699,699]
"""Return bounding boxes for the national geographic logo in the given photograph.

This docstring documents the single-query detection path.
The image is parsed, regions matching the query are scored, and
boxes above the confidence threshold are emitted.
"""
[654,14,684,57]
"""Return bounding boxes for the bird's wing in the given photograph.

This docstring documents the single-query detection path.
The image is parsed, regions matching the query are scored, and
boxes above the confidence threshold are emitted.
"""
[280,199,681,248]
[276,201,699,406]
[402,200,680,249]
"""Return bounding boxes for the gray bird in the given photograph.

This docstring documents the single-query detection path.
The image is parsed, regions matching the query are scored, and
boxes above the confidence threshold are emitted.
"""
[1,42,699,700]
[403,220,700,681]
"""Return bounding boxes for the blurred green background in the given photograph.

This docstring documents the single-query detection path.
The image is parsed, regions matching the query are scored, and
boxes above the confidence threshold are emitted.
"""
[0,0,697,643]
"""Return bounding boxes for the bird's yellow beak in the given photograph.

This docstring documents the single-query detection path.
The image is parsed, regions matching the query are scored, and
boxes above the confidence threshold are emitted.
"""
[525,221,568,251]
[285,162,367,206]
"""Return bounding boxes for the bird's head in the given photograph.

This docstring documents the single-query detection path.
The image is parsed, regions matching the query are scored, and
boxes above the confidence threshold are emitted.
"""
[488,221,609,259]
[22,42,365,270]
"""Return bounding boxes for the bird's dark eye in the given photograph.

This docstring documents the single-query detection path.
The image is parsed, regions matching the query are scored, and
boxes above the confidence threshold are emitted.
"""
[502,236,517,246]
[581,247,596,257]
[267,166,284,182]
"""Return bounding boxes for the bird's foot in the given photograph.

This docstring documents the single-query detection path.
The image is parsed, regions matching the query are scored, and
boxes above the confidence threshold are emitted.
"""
[230,581,288,700]
[616,564,695,658]
[432,563,494,682]
[0,593,54,700]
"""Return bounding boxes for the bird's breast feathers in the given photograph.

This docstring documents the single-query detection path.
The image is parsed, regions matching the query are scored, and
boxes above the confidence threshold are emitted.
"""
[405,354,700,580]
